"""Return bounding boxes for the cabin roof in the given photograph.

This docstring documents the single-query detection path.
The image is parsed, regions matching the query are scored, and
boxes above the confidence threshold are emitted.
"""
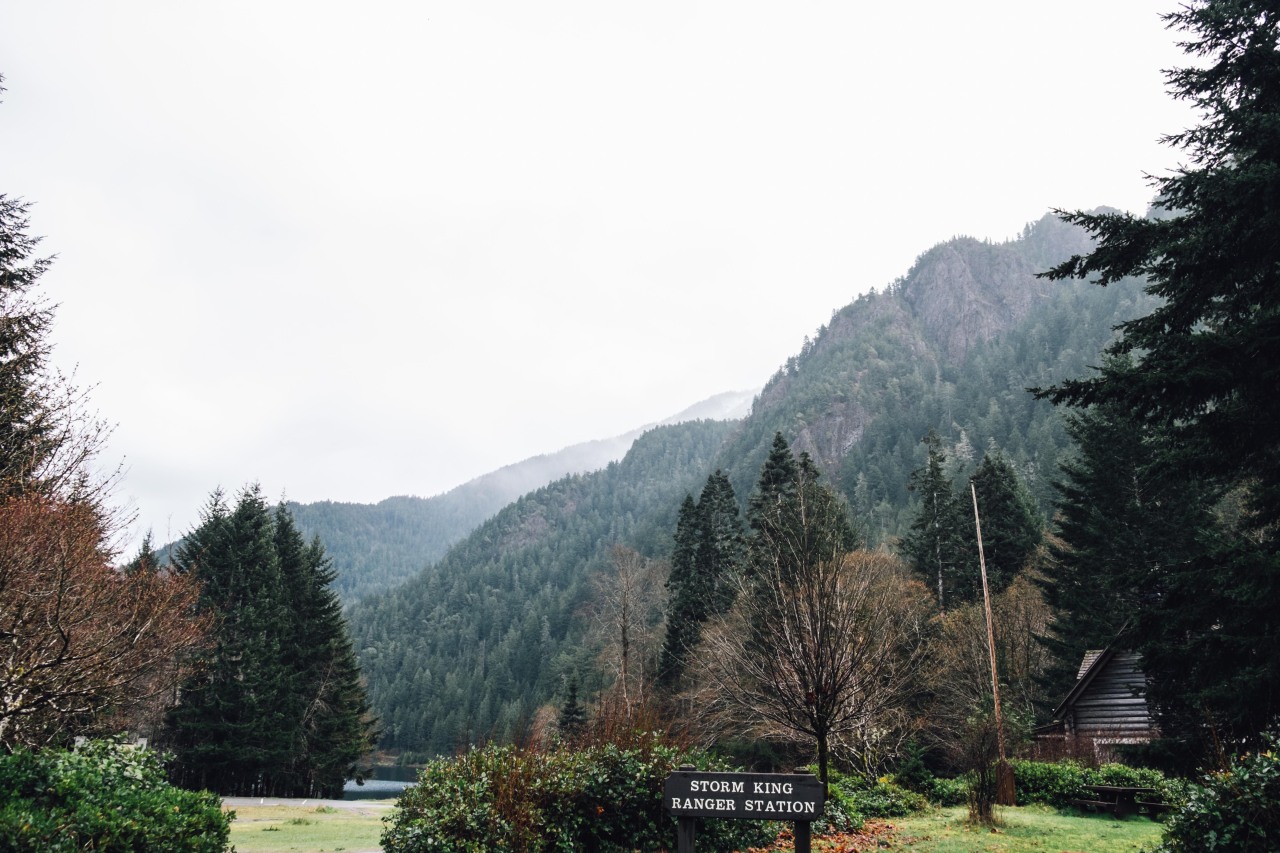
[1053,646,1119,721]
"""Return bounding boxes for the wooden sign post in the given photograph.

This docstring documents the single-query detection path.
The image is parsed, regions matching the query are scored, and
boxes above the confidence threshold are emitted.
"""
[664,766,824,853]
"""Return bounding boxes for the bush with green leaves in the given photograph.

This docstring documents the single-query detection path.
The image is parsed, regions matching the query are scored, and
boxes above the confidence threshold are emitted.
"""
[0,739,231,852]
[1010,759,1183,810]
[381,739,778,853]
[1010,759,1088,806]
[1153,730,1280,852]
[817,766,928,820]
[924,774,969,806]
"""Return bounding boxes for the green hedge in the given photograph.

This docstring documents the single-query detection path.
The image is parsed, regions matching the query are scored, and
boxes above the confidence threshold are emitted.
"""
[1154,730,1280,852]
[1011,759,1184,809]
[381,740,778,853]
[0,739,231,852]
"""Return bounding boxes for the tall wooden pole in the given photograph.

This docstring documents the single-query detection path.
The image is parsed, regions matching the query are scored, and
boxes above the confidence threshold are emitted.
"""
[971,483,1015,805]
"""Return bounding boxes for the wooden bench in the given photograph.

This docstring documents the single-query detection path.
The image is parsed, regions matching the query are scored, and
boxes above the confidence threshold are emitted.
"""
[1137,798,1175,816]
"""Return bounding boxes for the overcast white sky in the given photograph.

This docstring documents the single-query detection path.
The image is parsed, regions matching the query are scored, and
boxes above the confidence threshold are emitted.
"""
[1,1,1192,551]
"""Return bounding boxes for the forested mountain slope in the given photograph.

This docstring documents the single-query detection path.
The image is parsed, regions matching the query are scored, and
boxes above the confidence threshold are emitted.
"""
[288,390,753,603]
[347,419,737,756]
[719,212,1156,541]
[349,211,1157,758]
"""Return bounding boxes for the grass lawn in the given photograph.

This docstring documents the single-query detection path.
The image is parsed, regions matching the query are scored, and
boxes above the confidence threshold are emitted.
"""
[873,804,1166,853]
[224,802,1166,853]
[226,803,390,853]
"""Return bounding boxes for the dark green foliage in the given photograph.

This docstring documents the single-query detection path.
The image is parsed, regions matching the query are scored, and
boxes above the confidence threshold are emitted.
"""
[1039,394,1216,703]
[924,775,970,806]
[1039,3,1280,532]
[657,495,703,686]
[164,486,376,797]
[0,740,231,852]
[812,767,927,831]
[964,451,1043,599]
[380,741,777,853]
[1155,729,1280,852]
[891,740,934,794]
[1037,0,1280,754]
[285,436,642,604]
[1009,759,1183,810]
[0,193,56,496]
[657,470,743,686]
[746,436,860,585]
[900,440,1042,609]
[716,213,1155,547]
[557,675,587,742]
[900,431,967,610]
[274,507,379,797]
[348,421,735,757]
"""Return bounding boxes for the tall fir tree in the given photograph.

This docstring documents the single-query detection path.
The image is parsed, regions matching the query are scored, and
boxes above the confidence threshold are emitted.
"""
[961,451,1043,601]
[747,432,799,532]
[1039,396,1216,704]
[274,506,378,798]
[658,471,743,687]
[165,486,375,796]
[0,193,55,496]
[747,439,860,587]
[694,470,744,618]
[658,494,702,687]
[901,430,966,611]
[557,673,587,742]
[1037,0,1280,754]
[734,437,867,791]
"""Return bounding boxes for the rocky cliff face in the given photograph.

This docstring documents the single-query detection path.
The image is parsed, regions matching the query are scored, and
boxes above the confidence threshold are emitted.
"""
[901,237,1051,362]
[733,212,1104,490]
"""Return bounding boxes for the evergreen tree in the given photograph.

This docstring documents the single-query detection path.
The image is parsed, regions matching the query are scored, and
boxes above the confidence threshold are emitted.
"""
[165,486,375,796]
[658,495,702,687]
[901,430,966,611]
[557,673,587,742]
[0,193,55,495]
[747,440,860,588]
[962,451,1042,601]
[658,471,743,687]
[747,432,799,531]
[697,469,744,616]
[274,506,378,798]
[1040,396,1215,703]
[1038,2,1280,531]
[1037,0,1280,753]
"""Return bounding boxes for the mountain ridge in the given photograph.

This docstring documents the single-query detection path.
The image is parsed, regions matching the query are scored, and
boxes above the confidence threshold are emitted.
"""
[348,209,1159,755]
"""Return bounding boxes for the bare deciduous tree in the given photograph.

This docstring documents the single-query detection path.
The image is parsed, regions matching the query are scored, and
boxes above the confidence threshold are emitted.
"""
[692,549,934,793]
[0,496,211,748]
[586,545,668,722]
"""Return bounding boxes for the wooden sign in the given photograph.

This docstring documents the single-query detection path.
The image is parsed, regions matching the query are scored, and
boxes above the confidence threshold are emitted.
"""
[664,768,824,853]
[664,769,824,819]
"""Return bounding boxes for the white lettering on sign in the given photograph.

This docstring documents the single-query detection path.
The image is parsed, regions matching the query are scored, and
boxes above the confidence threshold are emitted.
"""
[689,779,746,793]
[743,799,817,814]
[670,797,738,812]
[752,781,794,795]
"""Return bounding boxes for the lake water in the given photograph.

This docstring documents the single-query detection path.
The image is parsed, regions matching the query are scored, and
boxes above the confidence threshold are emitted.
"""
[344,764,418,799]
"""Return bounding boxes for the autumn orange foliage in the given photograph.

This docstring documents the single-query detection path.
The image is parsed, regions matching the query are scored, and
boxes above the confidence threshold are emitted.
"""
[0,496,210,748]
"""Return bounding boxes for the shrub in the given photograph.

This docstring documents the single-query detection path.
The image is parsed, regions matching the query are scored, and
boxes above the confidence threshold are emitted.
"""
[1012,758,1182,810]
[819,767,928,818]
[1153,730,1280,852]
[1011,759,1088,806]
[381,739,778,853]
[891,740,934,793]
[925,775,969,806]
[0,739,231,852]
[846,780,929,818]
